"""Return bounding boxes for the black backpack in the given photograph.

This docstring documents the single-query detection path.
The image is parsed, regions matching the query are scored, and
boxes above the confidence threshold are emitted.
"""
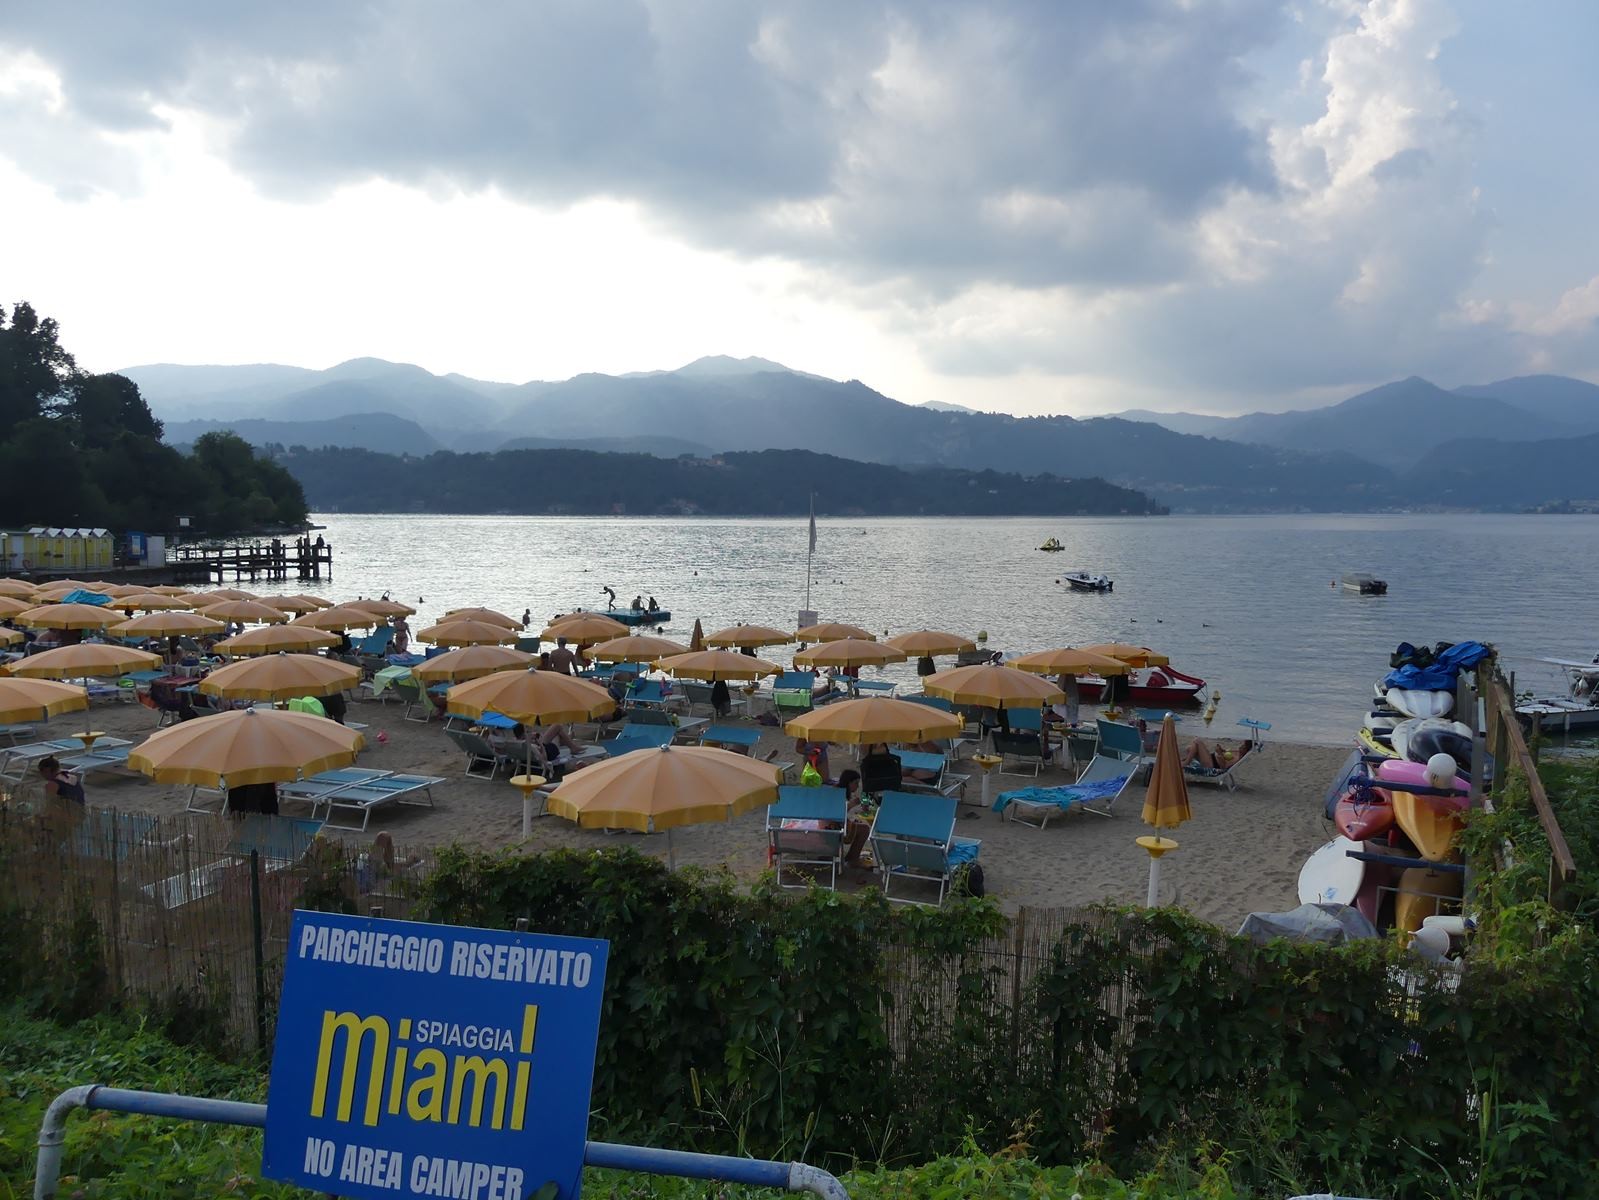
[955,862,985,899]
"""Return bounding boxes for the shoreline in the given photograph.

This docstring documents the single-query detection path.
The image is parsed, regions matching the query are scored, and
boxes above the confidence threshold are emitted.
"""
[62,696,1346,931]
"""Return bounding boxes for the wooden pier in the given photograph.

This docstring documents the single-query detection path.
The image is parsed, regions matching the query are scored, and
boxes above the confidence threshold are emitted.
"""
[167,538,332,584]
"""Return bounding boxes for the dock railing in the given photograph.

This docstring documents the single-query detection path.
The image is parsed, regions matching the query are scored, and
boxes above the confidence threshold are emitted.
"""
[1481,663,1578,908]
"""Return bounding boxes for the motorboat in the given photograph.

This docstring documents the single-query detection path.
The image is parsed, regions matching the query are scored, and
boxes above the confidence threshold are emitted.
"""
[1516,658,1599,732]
[1062,571,1113,592]
[1039,537,1064,552]
[1341,572,1388,595]
[1076,664,1206,706]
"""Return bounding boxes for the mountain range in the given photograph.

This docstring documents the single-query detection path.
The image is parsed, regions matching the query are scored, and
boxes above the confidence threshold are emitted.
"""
[122,356,1599,511]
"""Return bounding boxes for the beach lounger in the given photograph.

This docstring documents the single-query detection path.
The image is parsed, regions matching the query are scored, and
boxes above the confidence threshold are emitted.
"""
[392,675,434,722]
[767,786,848,890]
[317,773,443,831]
[1096,719,1151,781]
[868,792,980,907]
[0,723,37,745]
[70,810,160,862]
[897,749,948,793]
[355,628,395,656]
[276,767,395,813]
[681,681,717,715]
[443,727,516,779]
[699,724,760,754]
[992,730,1050,776]
[1184,718,1270,791]
[142,815,324,910]
[625,679,676,710]
[994,756,1134,828]
[772,688,815,721]
[603,725,677,756]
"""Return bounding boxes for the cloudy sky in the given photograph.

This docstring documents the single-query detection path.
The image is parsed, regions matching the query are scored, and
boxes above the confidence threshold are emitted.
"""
[3,0,1596,416]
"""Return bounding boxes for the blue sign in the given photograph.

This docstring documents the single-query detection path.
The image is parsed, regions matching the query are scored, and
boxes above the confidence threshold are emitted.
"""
[262,911,608,1200]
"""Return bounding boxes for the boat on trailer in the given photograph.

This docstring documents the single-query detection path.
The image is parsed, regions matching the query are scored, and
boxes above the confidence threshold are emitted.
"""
[1062,571,1113,592]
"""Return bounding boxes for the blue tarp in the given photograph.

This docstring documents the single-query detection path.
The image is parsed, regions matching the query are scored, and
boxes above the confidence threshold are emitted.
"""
[61,589,111,606]
[1382,641,1493,692]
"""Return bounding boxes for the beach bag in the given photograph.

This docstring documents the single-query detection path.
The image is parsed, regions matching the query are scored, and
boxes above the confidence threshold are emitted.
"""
[799,761,824,788]
[955,863,985,899]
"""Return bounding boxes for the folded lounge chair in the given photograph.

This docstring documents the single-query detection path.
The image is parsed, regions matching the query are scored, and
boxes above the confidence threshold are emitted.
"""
[993,755,1134,829]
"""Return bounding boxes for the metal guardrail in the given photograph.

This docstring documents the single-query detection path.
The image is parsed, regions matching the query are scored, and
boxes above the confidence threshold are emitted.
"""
[34,1085,848,1200]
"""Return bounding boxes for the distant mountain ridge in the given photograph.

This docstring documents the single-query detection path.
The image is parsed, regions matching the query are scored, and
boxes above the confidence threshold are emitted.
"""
[1111,374,1599,469]
[121,354,1599,511]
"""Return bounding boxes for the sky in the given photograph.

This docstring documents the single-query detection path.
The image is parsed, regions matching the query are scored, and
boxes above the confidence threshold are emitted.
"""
[2,0,1597,417]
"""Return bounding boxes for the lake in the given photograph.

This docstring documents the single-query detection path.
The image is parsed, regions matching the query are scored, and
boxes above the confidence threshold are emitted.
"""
[250,513,1599,744]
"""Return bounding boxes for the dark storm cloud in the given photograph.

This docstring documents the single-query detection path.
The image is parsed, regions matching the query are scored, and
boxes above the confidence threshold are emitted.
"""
[1,0,1283,290]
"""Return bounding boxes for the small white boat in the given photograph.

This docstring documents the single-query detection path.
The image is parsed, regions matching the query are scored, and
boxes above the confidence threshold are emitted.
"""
[1062,571,1113,593]
[1342,572,1388,595]
[1516,658,1599,732]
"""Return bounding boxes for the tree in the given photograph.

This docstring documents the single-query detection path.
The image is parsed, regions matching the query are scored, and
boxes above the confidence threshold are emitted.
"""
[0,302,77,437]
[68,372,164,448]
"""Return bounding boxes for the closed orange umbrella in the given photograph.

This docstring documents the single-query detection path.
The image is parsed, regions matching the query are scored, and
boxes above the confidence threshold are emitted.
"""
[417,619,520,647]
[884,630,976,657]
[110,611,226,638]
[17,603,123,631]
[922,664,1064,708]
[446,669,616,725]
[0,677,89,724]
[704,624,792,649]
[794,639,906,669]
[215,624,341,656]
[654,650,782,681]
[412,645,535,684]
[6,643,162,679]
[689,619,705,651]
[1138,713,1192,905]
[784,696,962,745]
[128,707,363,788]
[199,653,361,702]
[795,621,873,642]
[588,635,688,663]
[1080,643,1170,667]
[443,607,519,628]
[198,599,291,625]
[547,744,781,865]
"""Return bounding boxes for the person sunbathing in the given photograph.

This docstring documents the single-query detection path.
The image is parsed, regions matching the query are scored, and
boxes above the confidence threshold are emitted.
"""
[1184,737,1252,770]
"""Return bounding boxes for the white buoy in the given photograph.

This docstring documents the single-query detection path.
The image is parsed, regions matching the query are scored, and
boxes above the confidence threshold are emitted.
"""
[1425,752,1458,788]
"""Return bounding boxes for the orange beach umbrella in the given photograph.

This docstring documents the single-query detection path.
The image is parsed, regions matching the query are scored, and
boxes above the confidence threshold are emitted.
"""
[417,619,520,647]
[705,625,793,649]
[793,639,906,669]
[654,650,782,681]
[0,677,90,724]
[795,621,874,642]
[784,696,962,745]
[446,669,616,725]
[411,645,535,684]
[199,653,361,702]
[128,707,364,789]
[922,664,1064,708]
[1080,643,1170,667]
[214,624,341,656]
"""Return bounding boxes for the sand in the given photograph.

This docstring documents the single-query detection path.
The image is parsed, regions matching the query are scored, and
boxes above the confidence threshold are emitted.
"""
[40,692,1348,932]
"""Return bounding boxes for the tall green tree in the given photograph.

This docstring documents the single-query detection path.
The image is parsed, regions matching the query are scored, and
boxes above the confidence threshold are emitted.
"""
[0,302,77,437]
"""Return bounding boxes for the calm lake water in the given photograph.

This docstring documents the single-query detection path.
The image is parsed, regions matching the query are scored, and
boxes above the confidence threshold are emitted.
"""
[246,513,1599,744]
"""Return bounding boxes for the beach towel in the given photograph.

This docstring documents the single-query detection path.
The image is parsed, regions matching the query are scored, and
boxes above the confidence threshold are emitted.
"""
[991,777,1128,814]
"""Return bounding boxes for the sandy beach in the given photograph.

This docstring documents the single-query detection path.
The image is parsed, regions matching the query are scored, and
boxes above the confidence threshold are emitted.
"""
[44,690,1347,932]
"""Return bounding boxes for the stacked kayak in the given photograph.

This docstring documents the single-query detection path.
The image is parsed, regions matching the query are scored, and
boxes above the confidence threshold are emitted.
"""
[1301,640,1490,936]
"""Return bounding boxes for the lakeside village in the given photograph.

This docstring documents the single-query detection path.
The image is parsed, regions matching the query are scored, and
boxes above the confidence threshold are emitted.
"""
[1,534,1596,1200]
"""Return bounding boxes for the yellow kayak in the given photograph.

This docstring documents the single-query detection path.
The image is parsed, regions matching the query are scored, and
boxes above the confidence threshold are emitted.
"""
[1357,728,1398,759]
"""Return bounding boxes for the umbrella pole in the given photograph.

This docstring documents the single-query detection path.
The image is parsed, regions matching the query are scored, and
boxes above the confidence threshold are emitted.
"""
[1145,855,1162,907]
[666,827,677,871]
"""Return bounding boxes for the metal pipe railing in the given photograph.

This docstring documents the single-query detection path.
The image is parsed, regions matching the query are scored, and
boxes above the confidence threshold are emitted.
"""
[35,1085,848,1200]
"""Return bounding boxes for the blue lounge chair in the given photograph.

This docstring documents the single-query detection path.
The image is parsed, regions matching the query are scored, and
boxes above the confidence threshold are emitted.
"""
[700,725,760,754]
[626,678,672,709]
[995,756,1134,829]
[355,627,395,656]
[868,792,980,907]
[1096,718,1151,780]
[603,725,677,756]
[767,786,848,890]
[316,773,443,831]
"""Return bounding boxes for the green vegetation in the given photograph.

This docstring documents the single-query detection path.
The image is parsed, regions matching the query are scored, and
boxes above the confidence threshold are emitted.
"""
[9,834,1599,1198]
[276,445,1165,516]
[0,1006,1238,1199]
[0,302,307,532]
